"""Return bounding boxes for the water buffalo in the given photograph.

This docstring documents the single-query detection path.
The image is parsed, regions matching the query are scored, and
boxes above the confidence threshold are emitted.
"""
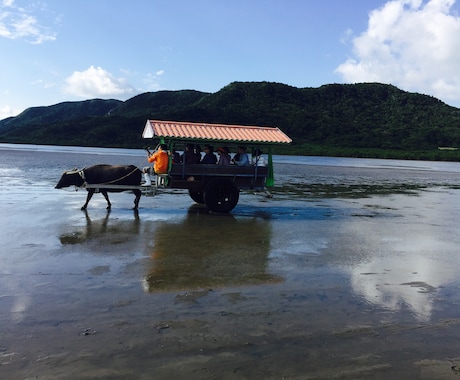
[56,164,143,210]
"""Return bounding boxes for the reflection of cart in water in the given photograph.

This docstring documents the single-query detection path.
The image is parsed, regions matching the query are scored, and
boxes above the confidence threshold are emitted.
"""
[142,120,292,213]
[144,206,282,292]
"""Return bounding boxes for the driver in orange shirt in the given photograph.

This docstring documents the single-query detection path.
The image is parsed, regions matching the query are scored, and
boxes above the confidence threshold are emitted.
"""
[143,144,169,186]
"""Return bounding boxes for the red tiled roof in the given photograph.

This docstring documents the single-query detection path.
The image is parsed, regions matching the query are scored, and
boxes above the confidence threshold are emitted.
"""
[142,120,292,144]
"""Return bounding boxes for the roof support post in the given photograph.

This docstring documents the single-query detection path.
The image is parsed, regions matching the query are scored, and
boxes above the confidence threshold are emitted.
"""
[266,146,274,187]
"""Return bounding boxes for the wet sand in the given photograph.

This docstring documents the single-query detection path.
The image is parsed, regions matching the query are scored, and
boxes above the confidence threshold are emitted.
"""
[2,146,460,379]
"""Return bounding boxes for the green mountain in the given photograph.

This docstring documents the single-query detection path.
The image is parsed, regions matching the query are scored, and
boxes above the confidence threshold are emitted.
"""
[0,98,122,130]
[1,82,460,159]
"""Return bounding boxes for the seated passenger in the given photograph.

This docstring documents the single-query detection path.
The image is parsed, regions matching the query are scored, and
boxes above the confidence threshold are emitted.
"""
[201,144,217,164]
[252,148,266,166]
[182,143,198,165]
[194,144,202,163]
[217,147,231,165]
[233,146,250,166]
[143,144,169,185]
[171,147,182,163]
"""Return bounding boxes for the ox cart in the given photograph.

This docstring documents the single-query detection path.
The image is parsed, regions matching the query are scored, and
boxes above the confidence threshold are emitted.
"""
[59,120,291,212]
[141,120,291,212]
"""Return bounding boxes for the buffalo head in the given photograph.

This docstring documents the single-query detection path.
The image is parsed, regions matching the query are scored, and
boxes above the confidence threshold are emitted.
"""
[55,169,85,189]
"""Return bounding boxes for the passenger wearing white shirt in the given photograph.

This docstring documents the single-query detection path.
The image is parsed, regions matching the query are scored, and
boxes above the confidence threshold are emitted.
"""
[252,148,266,166]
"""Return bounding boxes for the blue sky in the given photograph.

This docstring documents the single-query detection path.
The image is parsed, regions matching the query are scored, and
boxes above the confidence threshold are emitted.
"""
[2,0,460,120]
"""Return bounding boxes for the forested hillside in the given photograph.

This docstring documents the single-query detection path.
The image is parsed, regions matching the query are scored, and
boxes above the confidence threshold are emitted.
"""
[1,81,460,159]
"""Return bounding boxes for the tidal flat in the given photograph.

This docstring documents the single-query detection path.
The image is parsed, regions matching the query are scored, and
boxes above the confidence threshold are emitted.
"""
[2,144,460,379]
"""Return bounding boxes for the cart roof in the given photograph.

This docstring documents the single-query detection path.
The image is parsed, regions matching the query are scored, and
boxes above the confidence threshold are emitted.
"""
[142,120,292,144]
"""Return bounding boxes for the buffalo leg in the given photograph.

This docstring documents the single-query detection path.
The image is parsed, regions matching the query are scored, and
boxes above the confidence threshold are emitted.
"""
[101,190,112,209]
[82,189,95,210]
[133,189,141,210]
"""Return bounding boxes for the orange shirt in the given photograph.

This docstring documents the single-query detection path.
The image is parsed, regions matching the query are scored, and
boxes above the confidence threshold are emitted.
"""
[148,149,169,174]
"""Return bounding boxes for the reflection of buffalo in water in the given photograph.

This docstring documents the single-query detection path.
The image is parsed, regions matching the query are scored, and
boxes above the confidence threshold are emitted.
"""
[59,209,140,246]
[144,206,282,292]
[55,164,142,210]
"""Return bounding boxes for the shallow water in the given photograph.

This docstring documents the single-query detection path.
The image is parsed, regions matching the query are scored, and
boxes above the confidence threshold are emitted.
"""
[2,144,460,379]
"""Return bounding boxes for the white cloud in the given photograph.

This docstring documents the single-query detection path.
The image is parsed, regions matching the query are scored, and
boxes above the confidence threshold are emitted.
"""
[0,0,56,44]
[31,79,56,89]
[141,70,165,92]
[64,66,138,99]
[0,104,20,120]
[336,0,460,106]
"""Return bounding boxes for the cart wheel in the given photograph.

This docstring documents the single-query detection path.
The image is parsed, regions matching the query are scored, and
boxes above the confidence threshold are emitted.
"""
[188,190,204,204]
[203,179,239,213]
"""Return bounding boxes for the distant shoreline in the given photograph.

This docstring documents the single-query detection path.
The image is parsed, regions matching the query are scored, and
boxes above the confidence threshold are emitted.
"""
[1,142,459,172]
[2,141,460,162]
